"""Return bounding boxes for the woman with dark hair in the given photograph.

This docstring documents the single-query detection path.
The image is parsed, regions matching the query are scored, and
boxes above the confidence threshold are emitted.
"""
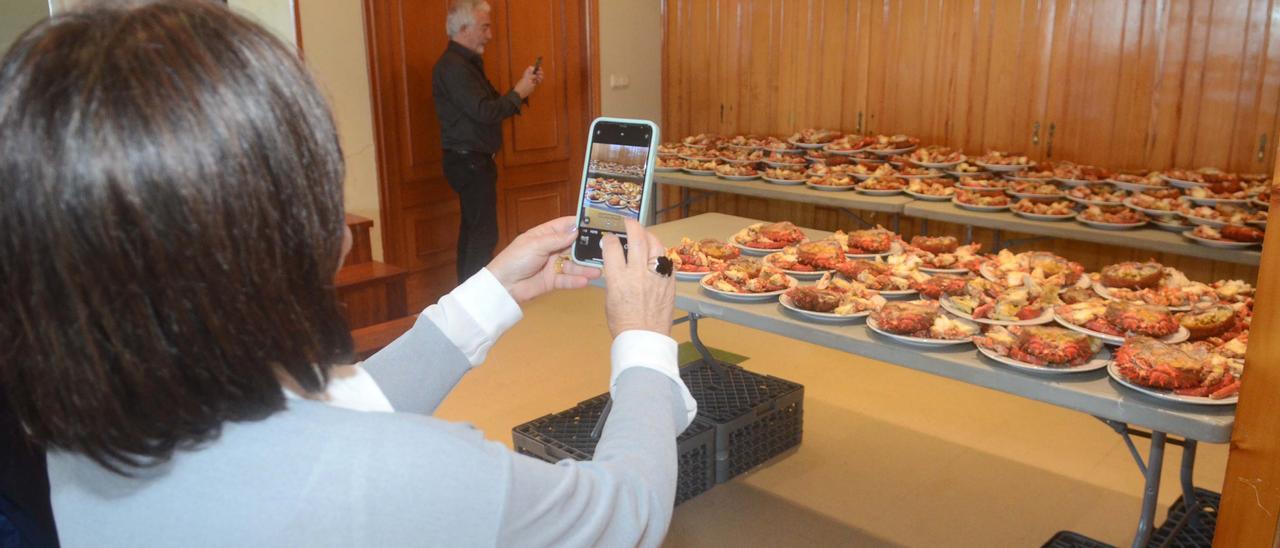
[0,2,693,546]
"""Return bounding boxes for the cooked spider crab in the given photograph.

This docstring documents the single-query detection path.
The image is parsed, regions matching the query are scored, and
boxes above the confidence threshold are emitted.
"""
[873,301,938,335]
[977,325,1102,367]
[834,226,896,254]
[1114,337,1240,398]
[1103,301,1179,337]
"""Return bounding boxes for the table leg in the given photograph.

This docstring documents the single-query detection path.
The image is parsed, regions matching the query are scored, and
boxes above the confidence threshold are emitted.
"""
[680,187,690,218]
[1132,431,1167,548]
[964,224,973,244]
[891,213,901,234]
[919,219,929,235]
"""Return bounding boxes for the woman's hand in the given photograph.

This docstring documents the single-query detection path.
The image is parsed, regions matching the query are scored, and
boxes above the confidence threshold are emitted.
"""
[486,216,601,304]
[601,219,675,338]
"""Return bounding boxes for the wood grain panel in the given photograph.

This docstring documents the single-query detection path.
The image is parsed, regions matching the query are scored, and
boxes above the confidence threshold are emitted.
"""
[366,0,590,311]
[1215,156,1280,547]
[664,0,1280,173]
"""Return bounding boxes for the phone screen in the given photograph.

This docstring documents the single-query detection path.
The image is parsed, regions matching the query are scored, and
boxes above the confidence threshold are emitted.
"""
[574,121,654,263]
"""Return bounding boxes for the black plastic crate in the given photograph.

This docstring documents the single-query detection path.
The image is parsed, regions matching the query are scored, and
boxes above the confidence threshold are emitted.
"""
[680,359,804,483]
[512,393,717,506]
[1042,531,1114,548]
[1041,488,1221,548]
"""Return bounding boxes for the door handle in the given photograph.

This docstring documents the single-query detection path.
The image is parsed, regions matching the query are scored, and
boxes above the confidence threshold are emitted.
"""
[1032,121,1040,146]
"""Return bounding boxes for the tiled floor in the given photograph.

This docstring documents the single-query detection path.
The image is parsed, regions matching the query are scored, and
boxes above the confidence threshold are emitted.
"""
[433,287,1228,547]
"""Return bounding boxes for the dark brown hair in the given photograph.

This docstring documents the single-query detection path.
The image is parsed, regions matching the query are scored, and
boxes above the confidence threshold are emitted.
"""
[0,0,352,470]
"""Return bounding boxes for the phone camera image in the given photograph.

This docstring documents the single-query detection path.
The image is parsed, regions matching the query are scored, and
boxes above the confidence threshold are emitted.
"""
[577,121,653,262]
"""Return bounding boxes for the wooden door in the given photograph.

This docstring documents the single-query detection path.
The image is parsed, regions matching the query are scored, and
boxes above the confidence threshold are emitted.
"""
[363,0,590,310]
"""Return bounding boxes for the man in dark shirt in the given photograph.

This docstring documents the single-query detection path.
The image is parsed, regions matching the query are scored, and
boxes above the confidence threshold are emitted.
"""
[433,0,541,282]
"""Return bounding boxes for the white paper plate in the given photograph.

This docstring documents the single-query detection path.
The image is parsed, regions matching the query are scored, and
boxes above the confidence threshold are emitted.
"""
[1149,217,1192,232]
[855,185,905,196]
[654,166,681,172]
[1007,190,1066,200]
[1106,362,1238,405]
[699,274,797,302]
[1182,195,1250,207]
[897,172,943,180]
[1161,175,1209,189]
[973,162,1028,173]
[1181,231,1260,248]
[1067,195,1125,207]
[681,168,716,176]
[788,140,831,150]
[844,250,896,260]
[763,160,807,169]
[719,157,759,165]
[725,144,761,151]
[1091,284,1194,312]
[778,293,874,323]
[1052,311,1190,346]
[1250,196,1269,209]
[1178,213,1227,228]
[761,176,806,186]
[876,288,920,299]
[904,189,955,201]
[762,253,834,280]
[911,159,964,169]
[1076,215,1146,230]
[939,296,1055,326]
[866,315,975,347]
[1004,175,1055,183]
[1121,197,1180,217]
[867,146,917,157]
[953,200,1011,212]
[675,269,712,281]
[976,343,1111,374]
[1109,180,1167,193]
[955,183,1010,192]
[1013,209,1076,221]
[716,173,760,181]
[806,181,857,192]
[1248,219,1267,229]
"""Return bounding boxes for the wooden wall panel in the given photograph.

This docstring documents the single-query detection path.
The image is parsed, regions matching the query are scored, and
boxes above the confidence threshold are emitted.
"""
[664,0,1280,174]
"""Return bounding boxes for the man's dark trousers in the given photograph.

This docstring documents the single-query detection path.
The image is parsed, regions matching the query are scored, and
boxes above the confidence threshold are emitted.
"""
[443,149,499,283]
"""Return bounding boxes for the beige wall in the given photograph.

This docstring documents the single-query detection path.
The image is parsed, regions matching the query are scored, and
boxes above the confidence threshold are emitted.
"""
[597,0,662,126]
[299,0,383,260]
[0,0,48,50]
[227,0,296,48]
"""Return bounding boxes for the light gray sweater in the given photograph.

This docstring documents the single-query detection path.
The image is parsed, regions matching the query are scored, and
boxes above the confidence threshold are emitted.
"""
[47,314,687,547]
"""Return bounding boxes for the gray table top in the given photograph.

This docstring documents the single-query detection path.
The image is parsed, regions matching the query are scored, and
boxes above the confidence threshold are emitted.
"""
[654,170,1260,266]
[904,201,1261,266]
[643,212,1235,443]
[655,171,911,213]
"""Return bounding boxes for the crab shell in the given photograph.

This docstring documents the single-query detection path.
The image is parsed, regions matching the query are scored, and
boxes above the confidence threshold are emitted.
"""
[1100,262,1164,289]
[1113,337,1203,389]
[875,302,938,334]
[757,222,806,245]
[1104,302,1179,337]
[1009,326,1099,367]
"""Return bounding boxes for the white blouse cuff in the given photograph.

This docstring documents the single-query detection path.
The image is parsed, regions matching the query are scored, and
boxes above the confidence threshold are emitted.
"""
[610,330,697,429]
[422,267,524,366]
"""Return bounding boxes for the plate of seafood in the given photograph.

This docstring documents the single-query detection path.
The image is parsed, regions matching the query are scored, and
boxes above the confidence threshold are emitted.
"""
[975,326,1111,373]
[699,260,798,302]
[1106,337,1239,405]
[665,237,742,281]
[762,240,847,280]
[779,275,886,323]
[866,301,979,347]
[1052,300,1190,346]
[729,221,808,256]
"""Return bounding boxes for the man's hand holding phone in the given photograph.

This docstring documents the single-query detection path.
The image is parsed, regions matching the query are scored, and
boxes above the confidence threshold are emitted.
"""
[601,219,675,338]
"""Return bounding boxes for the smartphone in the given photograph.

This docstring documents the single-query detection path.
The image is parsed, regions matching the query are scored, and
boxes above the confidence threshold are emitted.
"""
[572,117,660,267]
[534,55,543,72]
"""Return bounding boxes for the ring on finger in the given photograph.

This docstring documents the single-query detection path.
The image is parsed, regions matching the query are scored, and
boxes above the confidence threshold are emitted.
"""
[554,255,569,275]
[647,256,674,277]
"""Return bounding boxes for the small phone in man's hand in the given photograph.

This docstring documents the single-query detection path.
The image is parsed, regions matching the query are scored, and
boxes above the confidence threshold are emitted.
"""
[534,56,543,73]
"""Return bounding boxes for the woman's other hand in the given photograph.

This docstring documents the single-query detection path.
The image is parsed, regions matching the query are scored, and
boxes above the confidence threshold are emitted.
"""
[601,218,675,338]
[486,216,601,303]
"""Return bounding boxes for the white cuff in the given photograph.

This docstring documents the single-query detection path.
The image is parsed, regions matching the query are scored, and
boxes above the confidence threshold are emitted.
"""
[422,268,524,366]
[610,330,697,429]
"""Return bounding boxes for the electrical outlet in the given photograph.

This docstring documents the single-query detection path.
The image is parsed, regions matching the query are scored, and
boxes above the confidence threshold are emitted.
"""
[609,74,630,90]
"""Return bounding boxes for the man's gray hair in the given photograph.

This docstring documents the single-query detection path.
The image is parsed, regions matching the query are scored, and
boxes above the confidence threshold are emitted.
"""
[446,0,491,37]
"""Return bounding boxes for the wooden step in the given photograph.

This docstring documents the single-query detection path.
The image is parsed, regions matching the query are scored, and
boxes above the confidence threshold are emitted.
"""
[335,261,408,329]
[343,213,374,267]
[350,314,418,361]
